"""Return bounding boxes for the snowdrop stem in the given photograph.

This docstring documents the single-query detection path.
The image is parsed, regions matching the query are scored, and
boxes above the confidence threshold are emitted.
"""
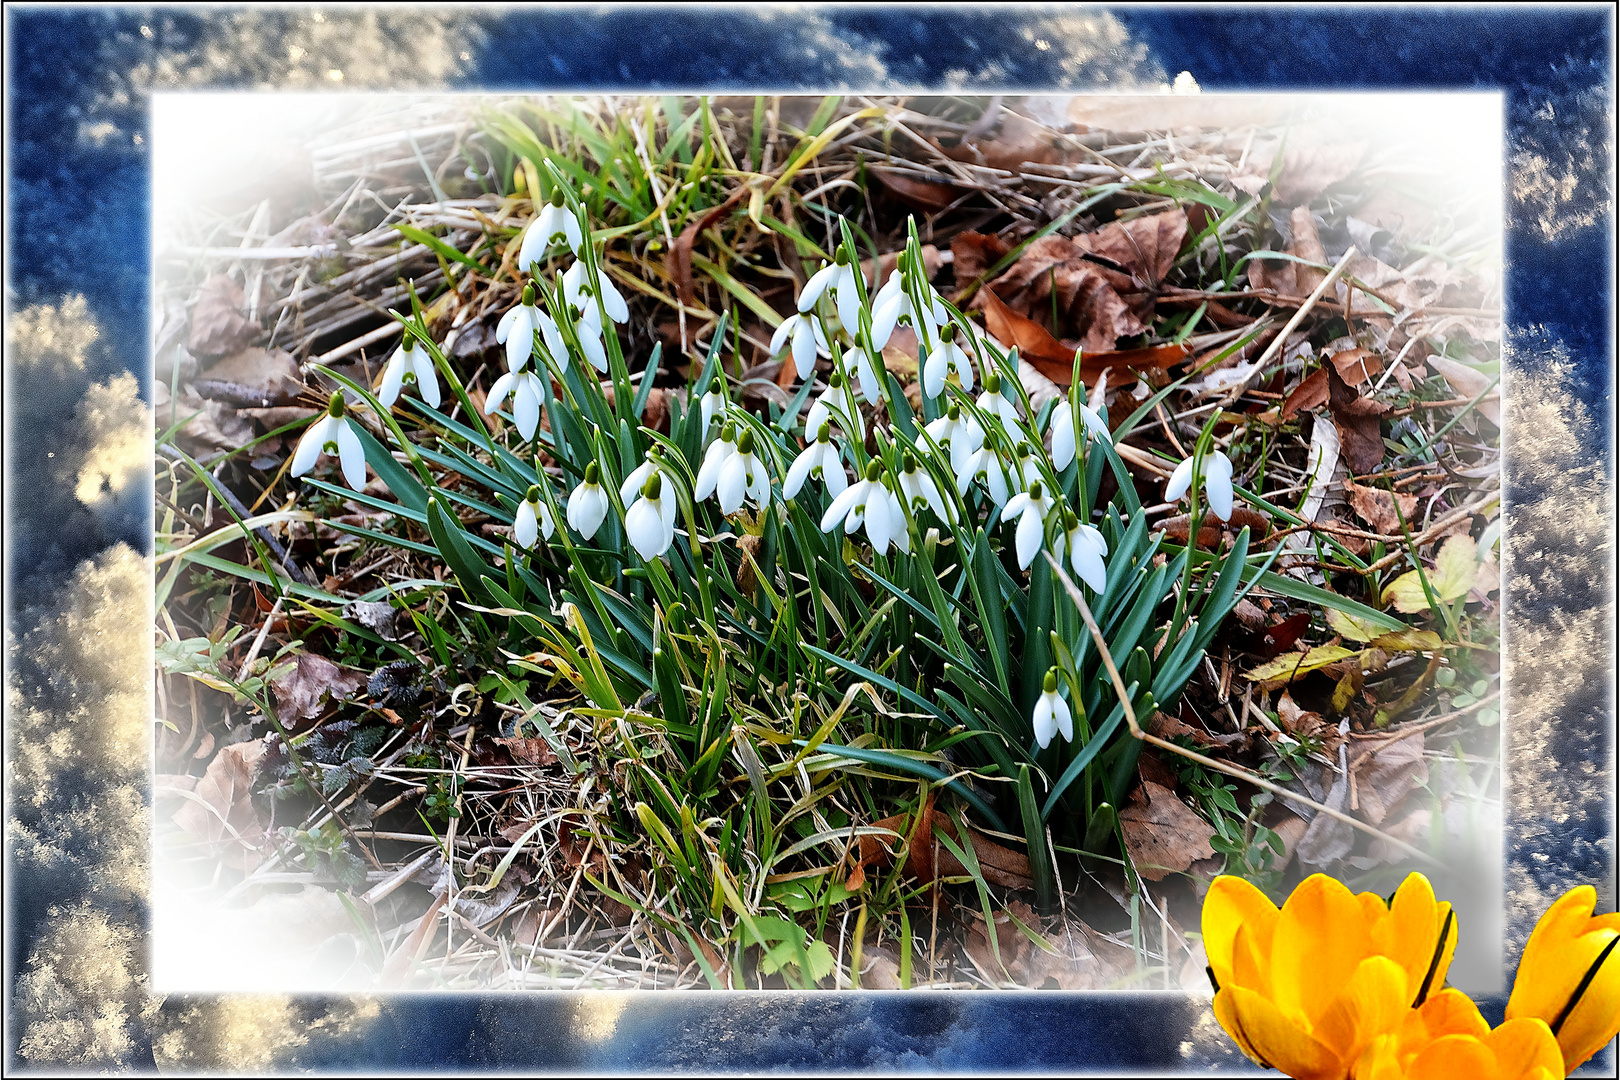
[1170,411,1224,639]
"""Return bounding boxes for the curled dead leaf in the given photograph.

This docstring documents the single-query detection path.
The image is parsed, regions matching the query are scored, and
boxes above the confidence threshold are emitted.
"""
[188,274,258,359]
[270,652,367,725]
[171,738,270,871]
[1119,781,1215,881]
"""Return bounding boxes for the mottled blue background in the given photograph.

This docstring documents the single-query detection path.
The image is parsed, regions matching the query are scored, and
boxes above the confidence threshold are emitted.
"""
[5,5,1613,1074]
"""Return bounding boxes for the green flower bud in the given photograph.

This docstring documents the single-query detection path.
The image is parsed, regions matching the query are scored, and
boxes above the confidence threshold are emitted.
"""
[643,472,663,500]
[525,484,541,503]
[549,188,566,208]
[737,429,756,455]
[985,370,1001,393]
[584,460,600,484]
[327,391,345,418]
[816,422,832,443]
[864,460,883,482]
[834,247,850,266]
[939,322,957,343]
[1043,668,1059,693]
[521,282,536,307]
[902,451,918,472]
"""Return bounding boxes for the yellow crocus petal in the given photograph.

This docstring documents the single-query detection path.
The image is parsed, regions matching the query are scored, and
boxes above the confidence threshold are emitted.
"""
[1413,988,1490,1042]
[1507,885,1620,1072]
[1204,875,1281,990]
[1313,956,1412,1064]
[1272,874,1376,1024]
[1232,920,1274,1000]
[1407,1034,1499,1080]
[1381,873,1457,1004]
[1218,984,1348,1080]
[1481,1018,1565,1080]
[1351,1033,1405,1080]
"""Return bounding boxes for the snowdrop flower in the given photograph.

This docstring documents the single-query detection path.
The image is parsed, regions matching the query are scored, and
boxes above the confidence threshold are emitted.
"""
[693,422,739,503]
[567,460,610,540]
[1054,511,1108,593]
[563,303,609,373]
[486,368,545,441]
[769,310,829,380]
[624,469,678,561]
[804,368,862,440]
[1011,440,1044,493]
[717,428,771,514]
[1001,480,1053,570]
[518,189,583,269]
[699,379,731,441]
[919,402,984,477]
[1049,400,1077,471]
[292,392,368,491]
[1165,449,1235,522]
[797,249,861,331]
[784,422,848,501]
[1078,372,1112,442]
[871,273,947,350]
[513,484,556,548]
[896,452,948,520]
[496,283,545,373]
[821,460,903,555]
[921,322,976,399]
[849,337,884,403]
[956,438,1012,508]
[975,369,1020,429]
[379,334,440,409]
[563,258,628,325]
[870,264,904,322]
[1032,668,1074,749]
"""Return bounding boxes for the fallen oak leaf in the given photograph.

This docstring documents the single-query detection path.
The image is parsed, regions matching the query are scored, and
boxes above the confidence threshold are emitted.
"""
[1330,347,1383,386]
[1327,359,1390,474]
[1119,781,1216,881]
[1344,478,1418,534]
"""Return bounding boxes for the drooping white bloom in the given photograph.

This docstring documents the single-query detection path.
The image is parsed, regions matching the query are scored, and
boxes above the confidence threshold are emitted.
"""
[820,461,902,555]
[496,284,543,373]
[871,276,947,350]
[513,484,557,548]
[562,302,609,373]
[798,250,862,330]
[563,258,628,325]
[486,369,545,440]
[920,403,984,477]
[518,190,584,269]
[1011,441,1044,494]
[1032,669,1074,749]
[699,380,731,441]
[896,453,948,521]
[1078,371,1112,444]
[567,460,610,540]
[623,469,678,561]
[797,259,838,314]
[717,428,771,514]
[1001,480,1053,570]
[1164,448,1235,522]
[849,338,884,403]
[921,322,976,399]
[693,422,739,504]
[975,369,1020,429]
[1054,512,1108,593]
[769,310,828,380]
[870,267,904,322]
[379,335,441,409]
[955,440,1012,508]
[1049,400,1076,471]
[292,392,368,491]
[804,368,863,440]
[784,423,848,501]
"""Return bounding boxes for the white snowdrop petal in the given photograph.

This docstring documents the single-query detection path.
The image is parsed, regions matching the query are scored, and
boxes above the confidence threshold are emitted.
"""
[513,377,541,440]
[579,328,609,373]
[784,450,814,499]
[415,355,442,409]
[379,351,406,408]
[717,455,747,514]
[1015,506,1044,570]
[625,499,665,560]
[798,264,837,312]
[792,318,818,379]
[335,419,368,491]
[290,417,331,477]
[620,460,654,504]
[515,500,538,548]
[1053,696,1073,743]
[563,215,583,256]
[1072,540,1107,593]
[820,482,864,533]
[864,493,892,554]
[1164,457,1195,503]
[1033,697,1055,749]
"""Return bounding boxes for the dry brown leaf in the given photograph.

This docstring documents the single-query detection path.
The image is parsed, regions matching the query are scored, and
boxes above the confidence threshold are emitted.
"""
[1119,781,1216,881]
[1426,354,1501,428]
[188,274,258,358]
[1078,209,1189,295]
[667,184,749,308]
[1344,479,1418,535]
[855,792,1032,890]
[871,168,960,213]
[1272,140,1368,205]
[972,281,1074,365]
[936,108,1067,171]
[1330,348,1383,387]
[192,347,305,408]
[269,652,366,724]
[1354,734,1428,827]
[1327,360,1389,474]
[171,738,269,871]
[1156,507,1272,549]
[950,232,1012,288]
[1280,367,1329,421]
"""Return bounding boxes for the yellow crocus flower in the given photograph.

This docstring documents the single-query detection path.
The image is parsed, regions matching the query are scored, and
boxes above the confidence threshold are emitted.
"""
[1203,873,1459,1080]
[1505,885,1620,1073]
[1353,988,1564,1079]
